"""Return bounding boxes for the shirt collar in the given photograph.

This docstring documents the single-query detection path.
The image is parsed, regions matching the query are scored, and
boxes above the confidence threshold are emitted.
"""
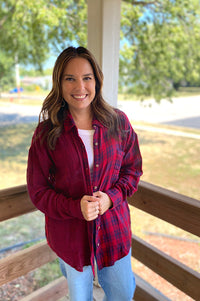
[63,111,76,132]
[63,110,104,132]
[92,117,104,128]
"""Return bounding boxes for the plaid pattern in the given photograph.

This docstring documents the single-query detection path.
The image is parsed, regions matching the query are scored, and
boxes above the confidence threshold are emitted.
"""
[27,109,142,273]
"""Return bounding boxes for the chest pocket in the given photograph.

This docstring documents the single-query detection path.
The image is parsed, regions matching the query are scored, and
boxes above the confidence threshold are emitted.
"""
[113,150,125,177]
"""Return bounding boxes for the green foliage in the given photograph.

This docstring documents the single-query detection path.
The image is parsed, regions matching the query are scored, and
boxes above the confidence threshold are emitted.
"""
[0,0,87,68]
[120,0,200,101]
[0,50,15,90]
[33,259,62,289]
[1,0,200,101]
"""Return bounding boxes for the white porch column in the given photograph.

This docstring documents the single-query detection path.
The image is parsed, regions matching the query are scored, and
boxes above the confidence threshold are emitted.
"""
[87,0,121,107]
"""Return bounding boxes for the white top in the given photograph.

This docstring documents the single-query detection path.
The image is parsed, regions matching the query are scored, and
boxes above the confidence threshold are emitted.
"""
[78,129,95,174]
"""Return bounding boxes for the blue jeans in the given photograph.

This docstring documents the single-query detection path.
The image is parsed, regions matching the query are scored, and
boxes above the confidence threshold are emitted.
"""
[59,249,135,301]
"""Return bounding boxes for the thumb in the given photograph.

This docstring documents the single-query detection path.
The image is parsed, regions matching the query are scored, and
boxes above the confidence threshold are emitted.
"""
[93,191,101,198]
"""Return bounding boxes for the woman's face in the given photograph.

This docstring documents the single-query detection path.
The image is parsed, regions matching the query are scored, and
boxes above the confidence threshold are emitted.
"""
[61,57,96,116]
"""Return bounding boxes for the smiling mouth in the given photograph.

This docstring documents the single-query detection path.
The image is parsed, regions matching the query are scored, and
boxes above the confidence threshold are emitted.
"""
[72,94,87,100]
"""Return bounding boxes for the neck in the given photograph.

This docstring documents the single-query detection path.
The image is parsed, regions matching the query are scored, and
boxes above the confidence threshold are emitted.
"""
[70,109,93,130]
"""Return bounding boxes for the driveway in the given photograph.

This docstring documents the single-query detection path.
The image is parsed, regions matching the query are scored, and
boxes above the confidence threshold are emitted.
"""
[118,95,200,129]
[0,101,40,126]
[0,95,200,129]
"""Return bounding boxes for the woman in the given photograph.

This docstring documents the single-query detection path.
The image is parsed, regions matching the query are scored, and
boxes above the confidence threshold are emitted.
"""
[27,46,143,301]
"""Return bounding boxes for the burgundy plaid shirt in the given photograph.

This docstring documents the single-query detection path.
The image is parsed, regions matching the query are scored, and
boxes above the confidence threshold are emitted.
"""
[27,109,142,274]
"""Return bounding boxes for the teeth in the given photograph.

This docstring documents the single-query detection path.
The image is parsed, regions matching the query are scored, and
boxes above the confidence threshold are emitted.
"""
[73,95,86,99]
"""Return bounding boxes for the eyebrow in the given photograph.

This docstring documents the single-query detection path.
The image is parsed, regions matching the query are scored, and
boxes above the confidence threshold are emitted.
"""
[63,73,94,77]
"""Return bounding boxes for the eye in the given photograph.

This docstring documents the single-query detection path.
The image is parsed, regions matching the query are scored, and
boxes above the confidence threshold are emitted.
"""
[84,76,92,81]
[64,77,74,81]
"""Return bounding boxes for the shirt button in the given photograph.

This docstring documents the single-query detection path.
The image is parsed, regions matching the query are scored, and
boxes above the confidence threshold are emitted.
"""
[94,186,98,190]
[98,226,101,230]
[95,164,99,168]
[94,142,98,146]
[97,243,100,247]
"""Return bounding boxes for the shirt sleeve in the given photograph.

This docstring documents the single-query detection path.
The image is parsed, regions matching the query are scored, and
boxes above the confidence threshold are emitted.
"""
[105,112,143,208]
[27,128,84,221]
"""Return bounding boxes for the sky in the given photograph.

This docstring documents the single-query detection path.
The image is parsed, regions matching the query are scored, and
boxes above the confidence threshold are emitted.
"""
[43,55,57,70]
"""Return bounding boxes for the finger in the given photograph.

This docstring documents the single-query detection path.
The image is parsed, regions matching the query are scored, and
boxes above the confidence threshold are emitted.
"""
[99,205,105,215]
[98,196,111,215]
[82,203,99,220]
[87,202,99,213]
[90,204,99,214]
[98,201,104,215]
[95,206,99,214]
[93,191,101,198]
[85,208,99,221]
[84,195,99,202]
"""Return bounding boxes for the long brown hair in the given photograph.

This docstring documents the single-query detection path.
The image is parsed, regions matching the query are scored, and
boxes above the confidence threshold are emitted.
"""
[39,46,121,150]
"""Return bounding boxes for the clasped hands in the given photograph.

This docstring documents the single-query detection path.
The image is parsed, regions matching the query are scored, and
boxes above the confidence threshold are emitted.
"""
[81,191,112,221]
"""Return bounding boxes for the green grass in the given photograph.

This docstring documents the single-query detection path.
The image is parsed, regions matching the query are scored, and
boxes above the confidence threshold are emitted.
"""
[0,112,199,288]
[32,259,62,290]
[118,87,200,101]
[1,86,200,107]
[0,90,47,106]
[129,125,200,243]
[118,93,139,101]
[174,86,200,97]
[0,123,37,188]
[0,122,199,241]
[133,120,200,136]
[137,128,200,199]
[0,211,45,249]
[0,97,43,107]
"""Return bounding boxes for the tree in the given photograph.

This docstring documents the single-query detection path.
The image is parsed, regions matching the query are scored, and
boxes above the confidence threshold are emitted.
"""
[0,50,15,91]
[0,0,87,70]
[1,0,200,101]
[120,0,200,101]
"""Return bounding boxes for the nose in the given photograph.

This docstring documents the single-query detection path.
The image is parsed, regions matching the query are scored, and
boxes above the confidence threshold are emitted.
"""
[75,79,85,91]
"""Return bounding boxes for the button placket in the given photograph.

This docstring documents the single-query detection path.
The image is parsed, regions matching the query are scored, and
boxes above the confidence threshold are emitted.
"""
[95,219,101,250]
[92,126,99,192]
[78,135,92,192]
